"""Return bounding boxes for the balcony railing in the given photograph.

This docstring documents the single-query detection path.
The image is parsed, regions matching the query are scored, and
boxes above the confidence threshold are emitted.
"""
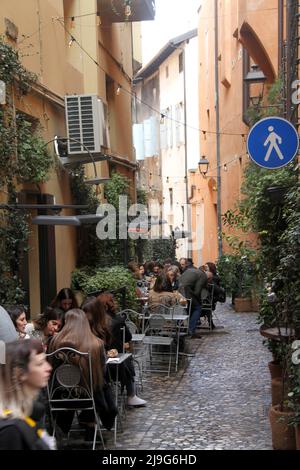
[98,0,155,23]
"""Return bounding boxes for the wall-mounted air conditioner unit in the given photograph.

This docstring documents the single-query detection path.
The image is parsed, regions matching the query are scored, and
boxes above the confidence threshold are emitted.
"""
[65,94,110,154]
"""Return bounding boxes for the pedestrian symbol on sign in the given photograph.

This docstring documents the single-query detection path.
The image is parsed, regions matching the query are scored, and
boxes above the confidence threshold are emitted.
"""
[247,117,299,169]
[263,126,284,161]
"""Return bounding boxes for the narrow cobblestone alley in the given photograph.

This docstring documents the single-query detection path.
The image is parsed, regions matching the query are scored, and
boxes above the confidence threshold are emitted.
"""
[105,302,272,450]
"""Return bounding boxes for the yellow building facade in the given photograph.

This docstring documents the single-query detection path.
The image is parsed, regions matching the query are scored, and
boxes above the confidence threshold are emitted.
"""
[0,0,154,314]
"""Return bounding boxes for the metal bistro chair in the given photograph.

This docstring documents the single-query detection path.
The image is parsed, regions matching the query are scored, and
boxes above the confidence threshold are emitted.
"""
[46,347,105,450]
[125,318,146,392]
[143,314,174,377]
[200,283,215,331]
[117,308,141,327]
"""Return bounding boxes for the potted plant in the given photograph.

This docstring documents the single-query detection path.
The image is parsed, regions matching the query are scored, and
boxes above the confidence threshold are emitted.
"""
[259,287,296,449]
[217,254,254,312]
[266,335,295,450]
[287,340,300,449]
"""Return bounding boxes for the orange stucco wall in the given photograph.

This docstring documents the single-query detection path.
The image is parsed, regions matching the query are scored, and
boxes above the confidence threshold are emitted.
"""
[195,0,279,265]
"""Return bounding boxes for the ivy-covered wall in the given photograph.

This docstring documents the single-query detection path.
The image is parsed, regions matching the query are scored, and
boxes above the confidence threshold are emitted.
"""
[0,37,52,304]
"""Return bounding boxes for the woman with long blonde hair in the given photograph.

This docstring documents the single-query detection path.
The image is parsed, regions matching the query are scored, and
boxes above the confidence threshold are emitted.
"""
[49,308,104,389]
[48,309,117,432]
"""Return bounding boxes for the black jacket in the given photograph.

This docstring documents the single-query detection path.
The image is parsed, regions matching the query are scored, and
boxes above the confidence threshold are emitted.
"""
[0,418,50,450]
[107,313,132,353]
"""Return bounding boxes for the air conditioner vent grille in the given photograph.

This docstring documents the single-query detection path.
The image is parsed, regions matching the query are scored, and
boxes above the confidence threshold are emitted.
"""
[65,94,106,154]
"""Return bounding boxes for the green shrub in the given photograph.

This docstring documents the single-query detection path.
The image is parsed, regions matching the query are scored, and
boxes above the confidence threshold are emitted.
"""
[217,254,255,298]
[71,265,138,310]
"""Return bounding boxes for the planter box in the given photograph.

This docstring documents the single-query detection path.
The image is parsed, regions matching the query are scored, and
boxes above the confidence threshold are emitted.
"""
[234,297,253,312]
[251,296,260,312]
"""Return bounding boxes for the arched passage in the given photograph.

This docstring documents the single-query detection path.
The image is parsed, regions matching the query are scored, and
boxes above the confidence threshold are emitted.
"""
[240,22,276,84]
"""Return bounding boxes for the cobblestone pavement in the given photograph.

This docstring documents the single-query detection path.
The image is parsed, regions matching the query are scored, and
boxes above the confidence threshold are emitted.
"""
[103,301,272,450]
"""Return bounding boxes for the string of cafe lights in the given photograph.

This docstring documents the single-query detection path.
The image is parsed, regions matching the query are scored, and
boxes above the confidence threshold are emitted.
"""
[141,151,249,182]
[55,18,249,140]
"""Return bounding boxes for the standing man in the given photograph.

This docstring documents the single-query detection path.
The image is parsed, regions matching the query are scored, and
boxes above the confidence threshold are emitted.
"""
[179,266,212,337]
[179,258,188,274]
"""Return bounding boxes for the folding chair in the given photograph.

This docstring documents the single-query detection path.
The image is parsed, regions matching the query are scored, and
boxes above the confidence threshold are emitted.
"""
[46,347,105,450]
[143,314,174,377]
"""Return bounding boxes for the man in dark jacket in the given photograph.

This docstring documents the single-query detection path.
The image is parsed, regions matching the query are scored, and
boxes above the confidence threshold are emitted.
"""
[179,267,212,337]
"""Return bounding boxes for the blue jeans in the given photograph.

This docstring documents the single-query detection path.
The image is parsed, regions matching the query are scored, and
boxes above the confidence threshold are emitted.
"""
[189,305,202,334]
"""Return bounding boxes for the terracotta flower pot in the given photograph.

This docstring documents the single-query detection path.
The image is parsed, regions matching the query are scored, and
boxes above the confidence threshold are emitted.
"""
[271,378,284,406]
[269,404,296,450]
[234,297,253,312]
[268,361,283,380]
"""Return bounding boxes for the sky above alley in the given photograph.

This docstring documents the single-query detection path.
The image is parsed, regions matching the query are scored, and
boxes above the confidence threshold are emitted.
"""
[141,0,200,65]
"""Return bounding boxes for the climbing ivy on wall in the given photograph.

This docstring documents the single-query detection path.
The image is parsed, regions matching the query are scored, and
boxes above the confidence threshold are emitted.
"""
[0,37,52,304]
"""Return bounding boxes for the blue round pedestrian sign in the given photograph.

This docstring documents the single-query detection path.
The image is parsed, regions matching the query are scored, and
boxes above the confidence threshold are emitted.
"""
[247,117,299,169]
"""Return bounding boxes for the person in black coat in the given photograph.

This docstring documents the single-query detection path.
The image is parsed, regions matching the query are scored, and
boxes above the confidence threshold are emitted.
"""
[179,266,212,336]
[205,262,226,310]
[97,293,147,407]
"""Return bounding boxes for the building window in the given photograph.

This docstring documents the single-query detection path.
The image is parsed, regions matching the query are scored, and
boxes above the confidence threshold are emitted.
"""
[160,109,167,150]
[175,102,184,146]
[166,66,169,78]
[181,205,185,223]
[166,107,173,148]
[242,47,250,125]
[179,52,183,73]
[169,188,173,211]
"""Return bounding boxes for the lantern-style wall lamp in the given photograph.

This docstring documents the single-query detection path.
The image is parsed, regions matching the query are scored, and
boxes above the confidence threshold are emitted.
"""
[198,156,209,177]
[244,64,266,108]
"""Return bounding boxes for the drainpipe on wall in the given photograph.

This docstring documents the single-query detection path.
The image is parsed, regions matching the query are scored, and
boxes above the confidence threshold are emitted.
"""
[278,0,284,71]
[214,0,222,258]
[182,46,192,258]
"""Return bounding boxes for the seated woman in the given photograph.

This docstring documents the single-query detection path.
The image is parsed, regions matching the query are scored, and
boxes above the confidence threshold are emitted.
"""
[50,287,78,314]
[48,308,117,432]
[0,338,54,450]
[96,293,147,407]
[81,296,111,344]
[148,275,187,312]
[6,306,29,339]
[25,307,64,350]
[165,266,180,291]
